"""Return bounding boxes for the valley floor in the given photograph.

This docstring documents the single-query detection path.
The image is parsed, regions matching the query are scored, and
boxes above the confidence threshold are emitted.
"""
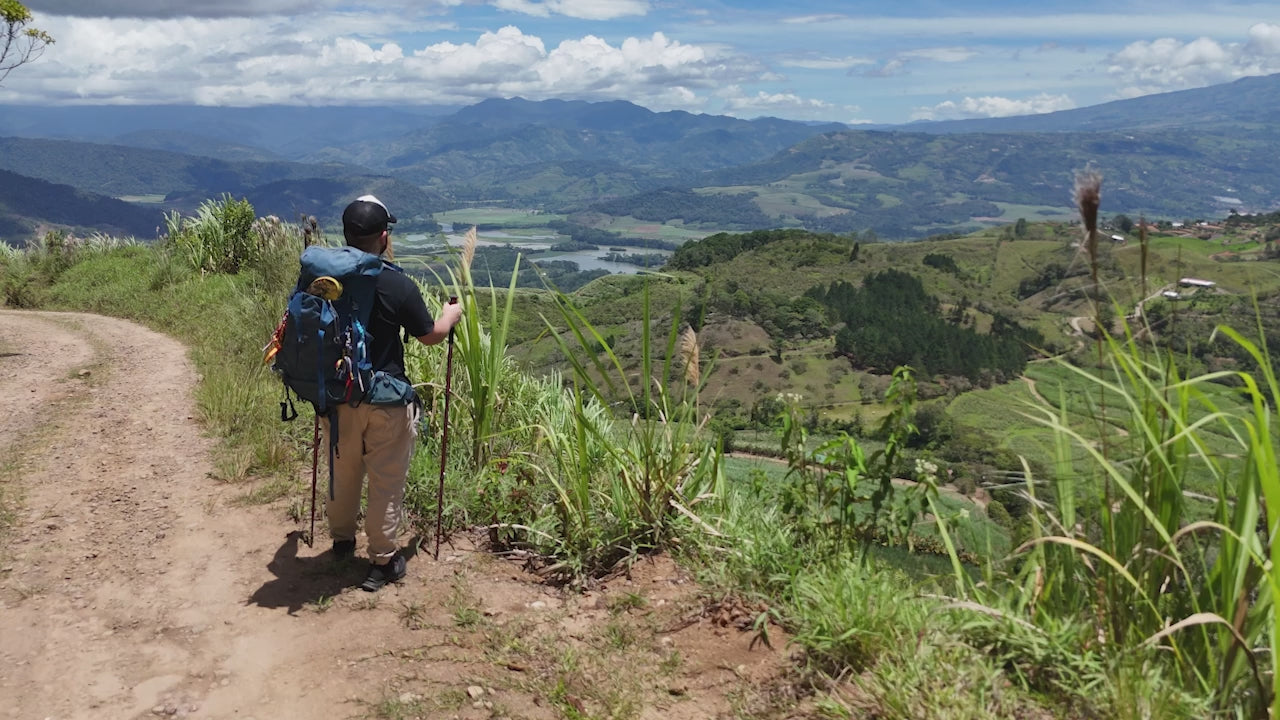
[0,311,792,720]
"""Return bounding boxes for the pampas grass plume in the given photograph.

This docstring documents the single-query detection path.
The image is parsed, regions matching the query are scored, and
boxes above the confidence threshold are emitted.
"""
[679,326,700,387]
[1074,169,1102,236]
[461,225,477,284]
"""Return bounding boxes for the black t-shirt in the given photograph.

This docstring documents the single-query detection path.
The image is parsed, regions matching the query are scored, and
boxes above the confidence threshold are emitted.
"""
[367,269,434,381]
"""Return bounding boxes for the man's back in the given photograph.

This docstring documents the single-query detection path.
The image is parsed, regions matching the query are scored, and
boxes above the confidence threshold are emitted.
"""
[366,270,433,381]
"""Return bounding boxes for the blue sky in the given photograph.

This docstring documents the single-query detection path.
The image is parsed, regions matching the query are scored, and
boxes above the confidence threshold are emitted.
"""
[4,0,1279,124]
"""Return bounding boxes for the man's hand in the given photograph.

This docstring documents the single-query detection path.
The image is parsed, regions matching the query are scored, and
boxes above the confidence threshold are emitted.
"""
[438,300,463,330]
[415,300,464,347]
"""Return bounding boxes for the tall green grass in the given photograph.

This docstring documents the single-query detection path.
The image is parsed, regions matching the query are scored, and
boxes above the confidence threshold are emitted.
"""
[928,176,1278,717]
[935,323,1275,715]
[543,279,724,543]
[432,226,521,469]
[404,234,724,581]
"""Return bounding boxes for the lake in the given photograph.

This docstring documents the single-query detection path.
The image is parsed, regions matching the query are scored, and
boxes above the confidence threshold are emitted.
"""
[401,225,671,275]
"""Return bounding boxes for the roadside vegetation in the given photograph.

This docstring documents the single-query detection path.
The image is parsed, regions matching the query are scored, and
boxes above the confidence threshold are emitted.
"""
[3,194,1279,718]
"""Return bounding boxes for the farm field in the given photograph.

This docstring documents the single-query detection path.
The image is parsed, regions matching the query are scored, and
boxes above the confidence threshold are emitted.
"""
[434,207,566,227]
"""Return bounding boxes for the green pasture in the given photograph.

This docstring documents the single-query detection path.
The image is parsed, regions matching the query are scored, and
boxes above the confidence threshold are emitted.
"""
[594,215,712,243]
[949,360,1258,500]
[752,190,849,218]
[115,194,168,204]
[992,202,1076,221]
[434,207,566,227]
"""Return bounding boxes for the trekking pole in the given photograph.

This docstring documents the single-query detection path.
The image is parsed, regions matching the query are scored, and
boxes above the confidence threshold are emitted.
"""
[308,414,320,548]
[434,296,459,561]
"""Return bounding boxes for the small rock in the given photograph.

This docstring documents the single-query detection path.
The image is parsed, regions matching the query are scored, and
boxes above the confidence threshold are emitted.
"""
[529,600,547,610]
[398,692,416,703]
[472,701,485,709]
[78,369,91,377]
[668,684,688,696]
[466,686,485,700]
[152,705,166,715]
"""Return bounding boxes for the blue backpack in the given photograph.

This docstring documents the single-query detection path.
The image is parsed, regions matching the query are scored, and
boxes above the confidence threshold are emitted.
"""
[269,245,385,415]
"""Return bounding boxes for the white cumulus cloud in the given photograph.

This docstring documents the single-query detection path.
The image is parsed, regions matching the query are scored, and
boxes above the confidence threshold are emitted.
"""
[491,0,648,20]
[910,93,1076,121]
[899,47,976,63]
[0,16,759,111]
[717,85,858,122]
[780,13,847,25]
[780,55,874,70]
[864,45,976,77]
[1106,22,1280,95]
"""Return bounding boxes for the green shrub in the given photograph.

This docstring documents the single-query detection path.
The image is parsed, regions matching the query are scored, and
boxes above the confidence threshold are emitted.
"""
[985,499,1012,529]
[165,194,260,274]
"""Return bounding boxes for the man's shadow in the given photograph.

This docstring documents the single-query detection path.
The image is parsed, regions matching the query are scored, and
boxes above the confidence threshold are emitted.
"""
[247,531,365,614]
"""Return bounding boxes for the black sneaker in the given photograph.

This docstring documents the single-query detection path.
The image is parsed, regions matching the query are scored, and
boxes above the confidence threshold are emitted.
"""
[360,555,406,592]
[332,539,356,559]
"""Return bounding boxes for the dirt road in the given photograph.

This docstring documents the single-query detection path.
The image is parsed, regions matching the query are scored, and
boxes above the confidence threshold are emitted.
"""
[0,311,790,720]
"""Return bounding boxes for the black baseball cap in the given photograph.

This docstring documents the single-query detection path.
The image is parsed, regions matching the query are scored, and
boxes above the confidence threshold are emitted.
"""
[342,194,397,239]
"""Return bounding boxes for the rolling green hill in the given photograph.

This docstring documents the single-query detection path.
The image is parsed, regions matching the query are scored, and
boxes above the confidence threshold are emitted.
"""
[576,75,1280,238]
[510,219,1280,421]
[0,169,165,242]
[0,136,364,197]
[0,138,449,239]
[588,126,1280,239]
[110,130,286,162]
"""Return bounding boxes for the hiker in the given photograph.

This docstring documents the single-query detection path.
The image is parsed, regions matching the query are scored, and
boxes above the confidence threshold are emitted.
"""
[325,195,463,591]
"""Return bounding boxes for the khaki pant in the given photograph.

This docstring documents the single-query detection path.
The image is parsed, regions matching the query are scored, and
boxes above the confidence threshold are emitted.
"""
[321,402,418,564]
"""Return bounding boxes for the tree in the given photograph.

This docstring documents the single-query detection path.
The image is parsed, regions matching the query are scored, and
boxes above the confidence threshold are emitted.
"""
[1112,214,1135,233]
[1,1,52,86]
[1013,217,1028,237]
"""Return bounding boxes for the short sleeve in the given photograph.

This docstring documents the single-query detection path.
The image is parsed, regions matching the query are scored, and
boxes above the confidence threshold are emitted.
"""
[387,273,434,338]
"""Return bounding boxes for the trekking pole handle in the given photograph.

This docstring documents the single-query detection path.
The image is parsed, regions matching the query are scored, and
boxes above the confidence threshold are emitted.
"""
[447,296,458,343]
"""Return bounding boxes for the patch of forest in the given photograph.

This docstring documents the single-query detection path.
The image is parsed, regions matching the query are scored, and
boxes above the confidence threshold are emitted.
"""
[809,270,1042,382]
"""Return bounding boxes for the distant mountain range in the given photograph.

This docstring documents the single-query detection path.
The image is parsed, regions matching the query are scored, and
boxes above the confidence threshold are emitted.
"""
[902,73,1280,134]
[0,104,457,159]
[307,98,849,204]
[2,73,1279,243]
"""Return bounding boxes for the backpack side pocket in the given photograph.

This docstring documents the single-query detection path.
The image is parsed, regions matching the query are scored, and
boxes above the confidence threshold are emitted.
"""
[366,371,417,406]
